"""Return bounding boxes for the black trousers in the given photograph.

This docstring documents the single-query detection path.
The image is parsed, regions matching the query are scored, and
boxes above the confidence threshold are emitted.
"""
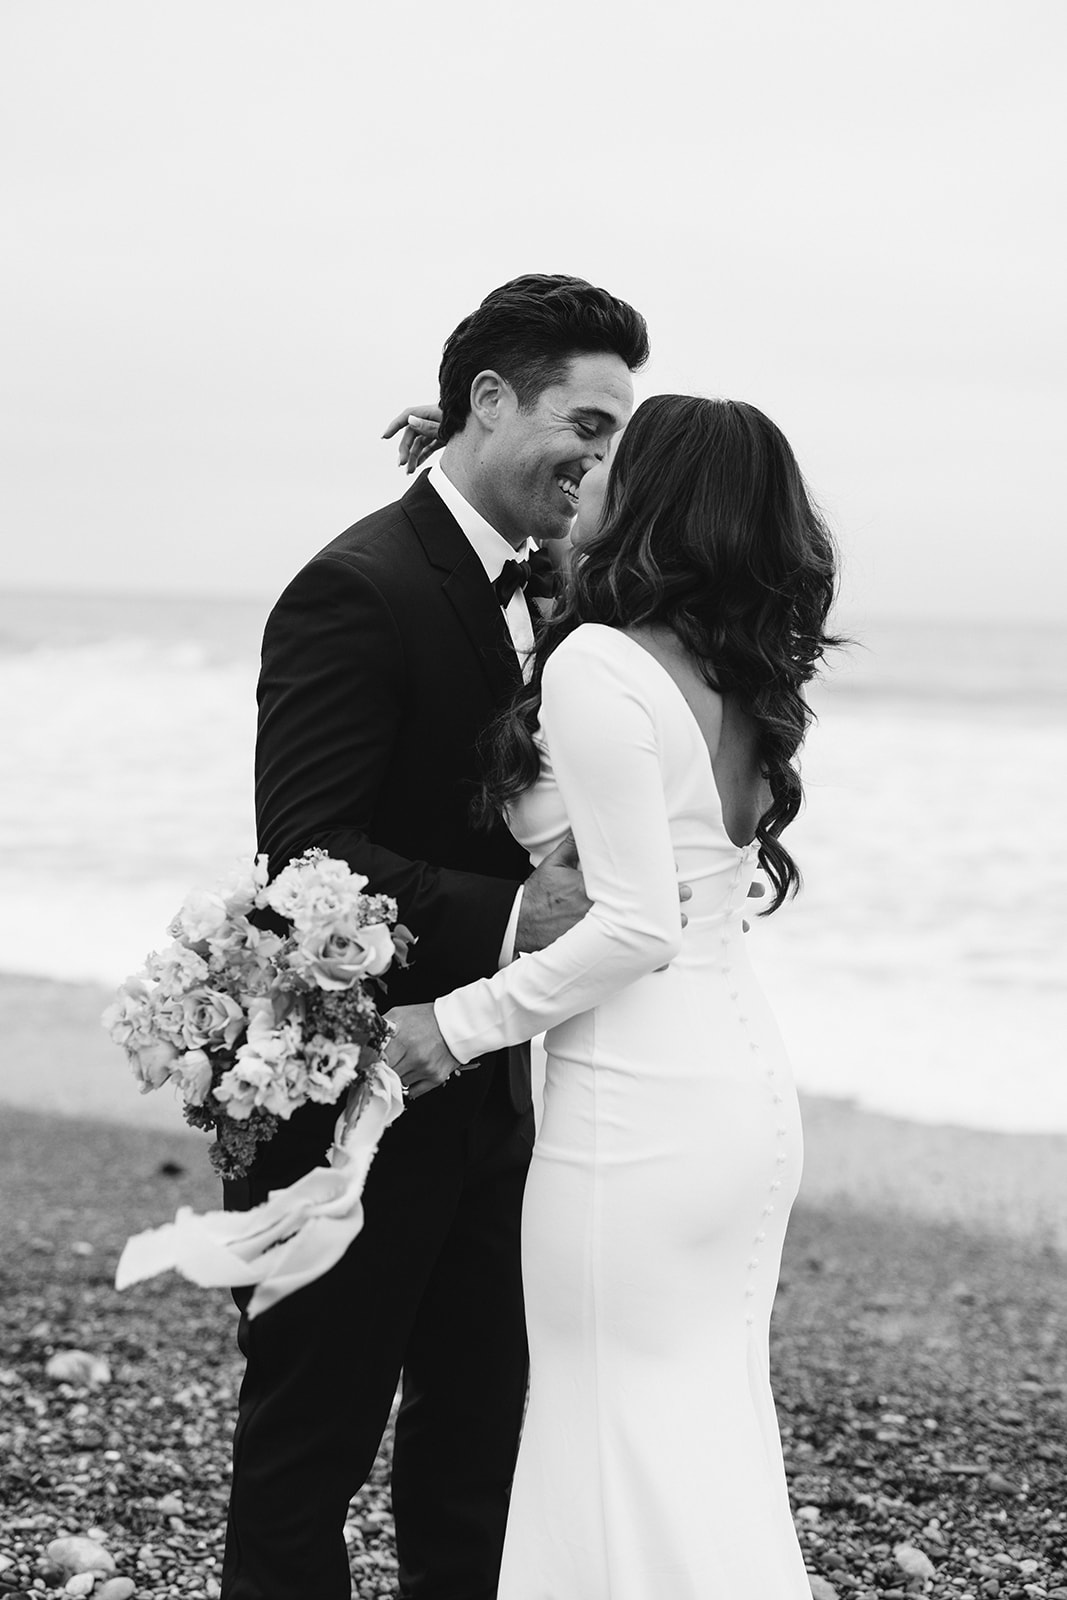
[221,1071,533,1600]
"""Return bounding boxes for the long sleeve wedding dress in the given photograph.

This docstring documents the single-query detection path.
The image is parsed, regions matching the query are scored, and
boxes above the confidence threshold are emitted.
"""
[435,623,812,1599]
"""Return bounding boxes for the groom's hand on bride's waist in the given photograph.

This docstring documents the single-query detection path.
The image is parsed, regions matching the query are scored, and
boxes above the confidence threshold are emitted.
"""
[514,833,692,957]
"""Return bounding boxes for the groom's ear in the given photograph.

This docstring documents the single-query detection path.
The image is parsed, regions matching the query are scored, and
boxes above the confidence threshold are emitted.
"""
[468,369,513,431]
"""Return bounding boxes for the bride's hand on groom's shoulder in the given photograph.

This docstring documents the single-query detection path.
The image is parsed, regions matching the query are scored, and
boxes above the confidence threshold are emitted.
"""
[385,1001,472,1100]
[382,405,443,474]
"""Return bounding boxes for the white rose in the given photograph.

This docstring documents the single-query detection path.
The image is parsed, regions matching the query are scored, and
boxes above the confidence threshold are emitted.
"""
[129,1038,180,1093]
[289,921,395,990]
[177,1048,214,1105]
[179,988,246,1050]
[352,923,395,977]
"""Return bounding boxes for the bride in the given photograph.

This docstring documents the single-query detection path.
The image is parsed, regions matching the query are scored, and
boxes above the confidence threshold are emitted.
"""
[387,392,840,1598]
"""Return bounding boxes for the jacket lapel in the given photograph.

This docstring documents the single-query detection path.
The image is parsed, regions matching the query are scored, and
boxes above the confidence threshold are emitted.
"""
[402,472,523,704]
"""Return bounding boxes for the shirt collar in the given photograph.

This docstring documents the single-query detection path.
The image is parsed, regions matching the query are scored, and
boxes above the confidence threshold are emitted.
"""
[426,461,533,582]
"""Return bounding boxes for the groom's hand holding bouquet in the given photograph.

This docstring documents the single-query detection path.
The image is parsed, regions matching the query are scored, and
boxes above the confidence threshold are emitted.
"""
[103,849,414,1316]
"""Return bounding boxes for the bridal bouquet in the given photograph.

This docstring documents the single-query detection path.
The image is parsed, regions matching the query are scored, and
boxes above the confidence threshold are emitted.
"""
[103,850,413,1315]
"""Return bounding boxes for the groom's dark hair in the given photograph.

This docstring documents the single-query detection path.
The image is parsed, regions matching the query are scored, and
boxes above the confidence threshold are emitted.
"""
[437,274,649,444]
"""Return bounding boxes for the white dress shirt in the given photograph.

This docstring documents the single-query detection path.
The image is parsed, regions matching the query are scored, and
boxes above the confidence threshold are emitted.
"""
[425,461,531,966]
[426,462,537,675]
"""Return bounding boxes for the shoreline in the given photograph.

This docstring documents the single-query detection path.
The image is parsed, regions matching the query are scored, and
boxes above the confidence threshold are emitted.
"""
[3,969,1065,1252]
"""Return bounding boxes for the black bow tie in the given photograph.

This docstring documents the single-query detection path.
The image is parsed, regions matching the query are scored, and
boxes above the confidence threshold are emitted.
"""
[493,548,557,608]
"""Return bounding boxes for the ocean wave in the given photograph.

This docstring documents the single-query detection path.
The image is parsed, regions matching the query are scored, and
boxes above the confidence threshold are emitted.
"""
[3,598,1064,1133]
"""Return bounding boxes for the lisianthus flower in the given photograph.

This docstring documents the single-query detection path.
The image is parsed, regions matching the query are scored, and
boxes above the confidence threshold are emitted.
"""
[221,854,270,919]
[263,853,370,933]
[102,977,154,1049]
[303,1034,362,1102]
[149,942,210,996]
[171,888,230,944]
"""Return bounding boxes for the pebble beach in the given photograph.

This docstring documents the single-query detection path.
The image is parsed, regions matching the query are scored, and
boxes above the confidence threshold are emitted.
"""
[2,972,1066,1599]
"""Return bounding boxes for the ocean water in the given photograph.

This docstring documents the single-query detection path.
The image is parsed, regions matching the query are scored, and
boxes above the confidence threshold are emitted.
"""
[1,589,1064,1133]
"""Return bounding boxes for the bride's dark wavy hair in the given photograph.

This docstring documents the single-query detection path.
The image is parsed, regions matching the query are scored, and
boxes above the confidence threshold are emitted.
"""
[476,394,844,913]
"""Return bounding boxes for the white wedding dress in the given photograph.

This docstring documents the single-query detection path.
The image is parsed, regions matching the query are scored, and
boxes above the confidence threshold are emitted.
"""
[435,624,811,1599]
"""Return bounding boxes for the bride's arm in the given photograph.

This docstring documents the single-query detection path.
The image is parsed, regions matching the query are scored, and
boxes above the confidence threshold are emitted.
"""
[381,405,442,473]
[432,630,681,1062]
[379,406,575,573]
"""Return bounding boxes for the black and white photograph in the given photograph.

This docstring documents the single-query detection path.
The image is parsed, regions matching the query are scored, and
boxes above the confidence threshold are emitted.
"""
[1,3,1064,1598]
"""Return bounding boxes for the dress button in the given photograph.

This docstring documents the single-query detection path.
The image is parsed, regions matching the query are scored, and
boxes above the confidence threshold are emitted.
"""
[770,1180,782,1191]
[754,1231,766,1243]
[749,1042,760,1053]
[761,1204,775,1216]
[747,1257,759,1269]
[744,1286,755,1298]
[777,1125,787,1136]
[772,1093,783,1104]
[745,1314,755,1327]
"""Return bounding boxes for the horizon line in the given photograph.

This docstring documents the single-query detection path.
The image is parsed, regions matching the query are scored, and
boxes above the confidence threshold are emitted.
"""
[0,582,1063,633]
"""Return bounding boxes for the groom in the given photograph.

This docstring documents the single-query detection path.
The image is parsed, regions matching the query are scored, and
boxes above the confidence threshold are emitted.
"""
[223,275,649,1600]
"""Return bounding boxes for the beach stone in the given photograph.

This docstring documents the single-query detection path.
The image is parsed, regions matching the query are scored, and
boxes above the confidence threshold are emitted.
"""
[894,1543,936,1581]
[44,1352,111,1389]
[95,1582,135,1600]
[155,1494,183,1517]
[64,1577,96,1598]
[46,1540,115,1579]
[809,1577,839,1600]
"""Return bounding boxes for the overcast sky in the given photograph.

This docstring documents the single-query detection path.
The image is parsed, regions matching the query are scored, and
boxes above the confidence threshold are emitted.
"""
[2,0,1064,622]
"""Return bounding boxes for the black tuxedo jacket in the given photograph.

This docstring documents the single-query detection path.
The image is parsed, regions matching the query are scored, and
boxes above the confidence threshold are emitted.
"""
[253,471,533,1158]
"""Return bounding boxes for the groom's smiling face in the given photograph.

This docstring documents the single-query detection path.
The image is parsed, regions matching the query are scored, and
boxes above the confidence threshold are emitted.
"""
[476,352,634,546]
